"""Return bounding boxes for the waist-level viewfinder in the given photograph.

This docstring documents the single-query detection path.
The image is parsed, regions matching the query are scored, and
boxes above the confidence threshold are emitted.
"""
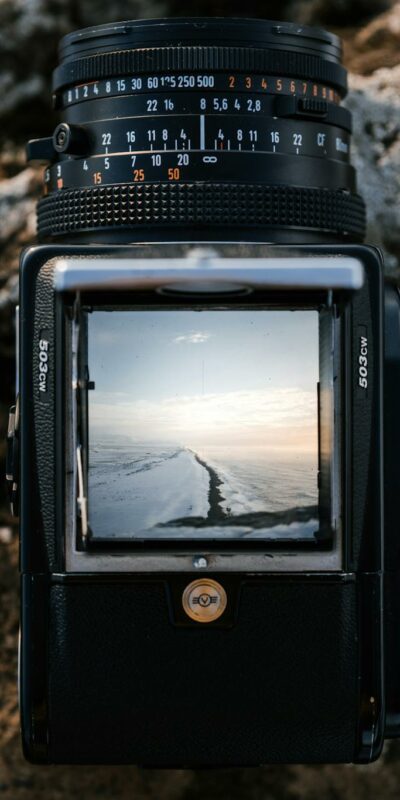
[52,246,363,573]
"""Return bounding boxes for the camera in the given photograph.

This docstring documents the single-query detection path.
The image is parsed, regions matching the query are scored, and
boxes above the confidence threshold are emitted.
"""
[7,17,400,766]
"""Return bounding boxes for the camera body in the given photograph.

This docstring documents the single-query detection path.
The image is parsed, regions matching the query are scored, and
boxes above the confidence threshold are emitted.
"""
[14,239,399,766]
[11,14,400,767]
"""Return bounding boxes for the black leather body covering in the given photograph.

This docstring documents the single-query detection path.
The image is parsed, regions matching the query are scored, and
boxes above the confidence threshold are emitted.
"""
[43,578,358,765]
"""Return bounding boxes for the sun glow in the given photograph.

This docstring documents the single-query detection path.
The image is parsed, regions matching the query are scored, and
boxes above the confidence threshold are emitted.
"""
[90,385,318,452]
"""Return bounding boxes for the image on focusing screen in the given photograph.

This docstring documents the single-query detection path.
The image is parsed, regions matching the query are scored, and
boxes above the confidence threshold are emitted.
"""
[88,310,320,540]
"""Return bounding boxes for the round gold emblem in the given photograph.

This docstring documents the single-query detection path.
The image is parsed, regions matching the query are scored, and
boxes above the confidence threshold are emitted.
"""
[182,579,227,623]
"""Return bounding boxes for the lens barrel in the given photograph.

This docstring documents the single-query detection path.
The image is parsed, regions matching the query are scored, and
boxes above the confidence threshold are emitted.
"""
[32,18,366,243]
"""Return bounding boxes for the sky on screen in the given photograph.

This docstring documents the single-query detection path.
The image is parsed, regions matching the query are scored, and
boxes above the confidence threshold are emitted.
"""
[88,309,319,452]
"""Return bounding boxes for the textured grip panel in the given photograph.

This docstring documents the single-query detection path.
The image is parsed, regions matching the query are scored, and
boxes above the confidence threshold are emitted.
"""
[33,261,58,569]
[48,578,358,766]
[37,184,366,240]
[53,46,347,93]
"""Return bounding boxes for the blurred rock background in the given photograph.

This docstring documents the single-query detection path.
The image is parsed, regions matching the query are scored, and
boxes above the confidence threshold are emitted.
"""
[0,1,399,797]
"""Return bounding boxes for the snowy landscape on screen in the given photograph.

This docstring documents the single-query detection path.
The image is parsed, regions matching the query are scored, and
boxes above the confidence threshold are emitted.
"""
[87,309,320,540]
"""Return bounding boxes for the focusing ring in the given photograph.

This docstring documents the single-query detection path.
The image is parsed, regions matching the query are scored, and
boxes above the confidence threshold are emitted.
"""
[37,184,365,240]
[53,46,347,95]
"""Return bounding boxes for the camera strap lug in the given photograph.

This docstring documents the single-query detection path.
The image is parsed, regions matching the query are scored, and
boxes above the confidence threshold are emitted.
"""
[6,395,19,517]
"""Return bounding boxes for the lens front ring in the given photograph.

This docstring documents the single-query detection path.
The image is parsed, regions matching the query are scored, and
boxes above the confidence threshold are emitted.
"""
[53,46,347,96]
[31,17,365,244]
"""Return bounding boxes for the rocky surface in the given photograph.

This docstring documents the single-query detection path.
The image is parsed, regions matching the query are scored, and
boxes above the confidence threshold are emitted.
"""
[346,63,400,272]
[1,1,400,797]
[341,1,400,73]
[168,0,391,25]
[0,0,166,140]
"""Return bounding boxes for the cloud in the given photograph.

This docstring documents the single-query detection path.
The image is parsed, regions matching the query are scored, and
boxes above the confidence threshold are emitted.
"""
[90,387,318,451]
[173,331,211,344]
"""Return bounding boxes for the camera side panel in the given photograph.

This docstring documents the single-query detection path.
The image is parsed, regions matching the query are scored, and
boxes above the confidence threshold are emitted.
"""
[20,247,60,572]
[344,246,384,573]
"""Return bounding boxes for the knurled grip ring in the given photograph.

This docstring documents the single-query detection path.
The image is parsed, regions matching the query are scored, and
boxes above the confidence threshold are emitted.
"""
[37,183,366,240]
[53,46,347,95]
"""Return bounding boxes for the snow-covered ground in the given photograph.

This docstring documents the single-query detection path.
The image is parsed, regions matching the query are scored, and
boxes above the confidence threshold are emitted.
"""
[146,518,319,540]
[88,442,318,540]
[89,445,209,538]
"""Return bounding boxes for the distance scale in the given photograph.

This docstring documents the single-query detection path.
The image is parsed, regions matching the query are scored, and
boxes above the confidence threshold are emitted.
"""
[45,115,350,192]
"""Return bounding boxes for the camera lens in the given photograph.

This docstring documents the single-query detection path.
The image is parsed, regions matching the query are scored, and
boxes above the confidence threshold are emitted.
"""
[37,17,365,243]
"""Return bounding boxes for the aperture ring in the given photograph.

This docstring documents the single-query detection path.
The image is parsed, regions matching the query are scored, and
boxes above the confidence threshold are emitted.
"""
[37,184,365,239]
[53,46,347,95]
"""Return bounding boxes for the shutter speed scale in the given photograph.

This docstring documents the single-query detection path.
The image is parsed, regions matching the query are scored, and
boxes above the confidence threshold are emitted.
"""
[45,72,351,193]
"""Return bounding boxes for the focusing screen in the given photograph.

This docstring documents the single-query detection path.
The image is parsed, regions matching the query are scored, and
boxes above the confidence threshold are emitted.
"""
[87,309,322,541]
